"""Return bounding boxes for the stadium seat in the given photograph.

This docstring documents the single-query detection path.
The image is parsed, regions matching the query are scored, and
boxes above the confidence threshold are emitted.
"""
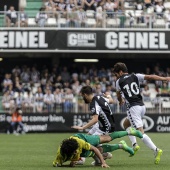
[125,10,135,17]
[144,101,155,109]
[58,18,66,27]
[86,10,95,18]
[154,19,166,28]
[124,2,135,9]
[135,10,143,17]
[106,18,120,27]
[28,18,37,27]
[86,18,96,27]
[46,18,57,27]
[164,2,170,9]
[162,101,170,108]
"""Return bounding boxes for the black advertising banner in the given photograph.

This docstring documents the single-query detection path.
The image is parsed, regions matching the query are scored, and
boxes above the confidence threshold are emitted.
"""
[0,113,170,133]
[1,29,170,52]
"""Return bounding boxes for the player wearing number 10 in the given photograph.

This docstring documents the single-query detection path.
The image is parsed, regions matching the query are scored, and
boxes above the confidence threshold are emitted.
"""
[114,62,170,165]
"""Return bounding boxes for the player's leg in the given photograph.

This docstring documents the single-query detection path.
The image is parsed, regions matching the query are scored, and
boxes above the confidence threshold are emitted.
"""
[129,105,163,164]
[123,118,140,156]
[91,141,134,166]
[99,128,142,144]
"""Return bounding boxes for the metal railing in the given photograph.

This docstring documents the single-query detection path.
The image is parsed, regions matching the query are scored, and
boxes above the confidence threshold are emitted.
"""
[0,96,170,114]
[0,10,170,29]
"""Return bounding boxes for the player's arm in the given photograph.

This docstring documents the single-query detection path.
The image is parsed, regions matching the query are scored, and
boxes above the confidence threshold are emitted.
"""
[102,93,115,104]
[144,74,170,81]
[90,145,109,168]
[116,91,124,106]
[71,114,98,130]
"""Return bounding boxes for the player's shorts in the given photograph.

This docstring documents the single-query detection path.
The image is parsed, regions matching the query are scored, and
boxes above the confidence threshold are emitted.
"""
[127,105,146,128]
[88,123,106,135]
[73,133,100,157]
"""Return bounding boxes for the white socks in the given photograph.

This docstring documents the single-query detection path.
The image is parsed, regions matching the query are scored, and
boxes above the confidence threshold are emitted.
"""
[142,134,157,151]
[126,127,137,146]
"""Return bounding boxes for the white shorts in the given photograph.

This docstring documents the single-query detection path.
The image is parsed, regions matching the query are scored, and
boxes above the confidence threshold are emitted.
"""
[88,123,106,135]
[127,105,146,129]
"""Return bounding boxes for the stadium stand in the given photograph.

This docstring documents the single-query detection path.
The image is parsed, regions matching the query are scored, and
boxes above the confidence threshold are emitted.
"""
[1,0,170,28]
[0,62,170,114]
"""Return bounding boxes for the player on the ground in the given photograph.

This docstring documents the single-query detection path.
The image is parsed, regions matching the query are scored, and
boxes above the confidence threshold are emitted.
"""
[53,132,141,167]
[113,62,170,164]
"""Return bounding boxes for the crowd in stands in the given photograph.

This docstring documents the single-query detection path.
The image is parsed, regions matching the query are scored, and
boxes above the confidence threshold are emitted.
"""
[4,0,170,28]
[1,63,170,113]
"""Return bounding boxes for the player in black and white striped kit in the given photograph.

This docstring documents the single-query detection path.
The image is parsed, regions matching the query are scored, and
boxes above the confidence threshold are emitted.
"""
[114,62,170,165]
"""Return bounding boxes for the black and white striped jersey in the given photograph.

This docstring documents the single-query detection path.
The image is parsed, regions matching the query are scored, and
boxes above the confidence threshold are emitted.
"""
[116,73,145,108]
[90,95,115,133]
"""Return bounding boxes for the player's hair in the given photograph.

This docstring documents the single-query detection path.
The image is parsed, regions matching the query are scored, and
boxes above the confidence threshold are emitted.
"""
[113,62,128,73]
[80,86,93,95]
[60,138,79,158]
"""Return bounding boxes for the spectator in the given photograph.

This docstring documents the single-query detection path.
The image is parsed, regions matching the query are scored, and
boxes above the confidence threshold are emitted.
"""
[12,66,21,78]
[44,0,55,16]
[160,82,170,97]
[2,91,11,111]
[16,92,24,108]
[17,8,28,27]
[13,76,24,92]
[56,0,67,18]
[66,7,80,27]
[35,87,44,112]
[61,66,70,82]
[30,66,40,84]
[142,85,151,101]
[96,1,104,27]
[35,7,48,27]
[53,88,63,112]
[6,6,18,27]
[155,1,165,18]
[144,0,152,8]
[77,6,87,27]
[7,108,25,135]
[41,72,49,92]
[63,88,74,113]
[84,0,95,11]
[135,1,144,24]
[104,0,115,18]
[44,89,55,112]
[80,67,89,81]
[72,80,82,95]
[22,91,34,112]
[2,74,13,93]
[20,66,30,83]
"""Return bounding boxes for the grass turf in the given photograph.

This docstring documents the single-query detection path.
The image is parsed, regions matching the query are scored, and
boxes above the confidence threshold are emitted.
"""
[0,133,169,170]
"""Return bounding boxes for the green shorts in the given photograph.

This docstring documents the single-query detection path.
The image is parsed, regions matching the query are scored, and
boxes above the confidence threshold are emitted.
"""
[73,133,100,157]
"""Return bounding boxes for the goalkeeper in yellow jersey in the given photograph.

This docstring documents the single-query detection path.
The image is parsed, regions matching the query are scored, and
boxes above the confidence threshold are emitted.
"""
[53,128,143,167]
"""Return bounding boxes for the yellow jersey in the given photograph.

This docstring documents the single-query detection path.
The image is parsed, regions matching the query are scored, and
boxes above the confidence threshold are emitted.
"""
[53,136,91,166]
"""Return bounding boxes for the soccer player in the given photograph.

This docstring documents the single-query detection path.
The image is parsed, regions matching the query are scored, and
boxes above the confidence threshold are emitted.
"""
[71,85,117,135]
[113,62,170,164]
[53,131,141,167]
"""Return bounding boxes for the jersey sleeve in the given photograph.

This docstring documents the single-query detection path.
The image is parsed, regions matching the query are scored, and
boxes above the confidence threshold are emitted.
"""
[135,73,145,84]
[90,99,101,115]
[54,147,64,166]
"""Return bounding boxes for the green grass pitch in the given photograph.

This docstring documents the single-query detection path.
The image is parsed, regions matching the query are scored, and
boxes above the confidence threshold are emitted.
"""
[0,133,169,170]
